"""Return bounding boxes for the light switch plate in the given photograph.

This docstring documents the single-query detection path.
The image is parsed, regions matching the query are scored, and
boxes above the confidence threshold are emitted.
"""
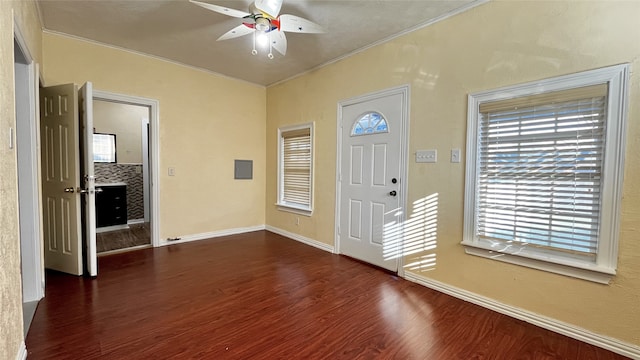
[416,149,437,163]
[451,148,461,163]
[168,167,176,176]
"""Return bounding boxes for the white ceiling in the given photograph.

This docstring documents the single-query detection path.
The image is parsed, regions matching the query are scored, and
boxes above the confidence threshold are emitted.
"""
[37,0,481,86]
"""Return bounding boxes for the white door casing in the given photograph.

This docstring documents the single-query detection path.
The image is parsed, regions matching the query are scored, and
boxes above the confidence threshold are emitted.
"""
[40,83,83,275]
[142,118,150,223]
[15,36,44,301]
[337,86,410,272]
[79,82,98,276]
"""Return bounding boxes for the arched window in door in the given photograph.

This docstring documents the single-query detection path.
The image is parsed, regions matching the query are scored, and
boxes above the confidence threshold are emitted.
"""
[351,112,388,136]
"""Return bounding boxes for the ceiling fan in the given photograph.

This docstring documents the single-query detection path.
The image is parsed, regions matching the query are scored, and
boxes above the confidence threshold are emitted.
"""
[190,0,325,59]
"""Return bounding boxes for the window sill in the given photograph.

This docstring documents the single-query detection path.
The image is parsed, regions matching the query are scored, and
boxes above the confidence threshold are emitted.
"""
[276,203,312,216]
[461,241,615,284]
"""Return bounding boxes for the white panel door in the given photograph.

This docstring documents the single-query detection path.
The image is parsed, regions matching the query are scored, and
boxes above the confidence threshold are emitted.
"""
[40,84,83,275]
[339,91,406,272]
[79,82,98,277]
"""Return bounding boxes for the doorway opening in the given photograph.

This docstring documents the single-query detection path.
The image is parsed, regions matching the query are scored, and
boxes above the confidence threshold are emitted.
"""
[14,32,42,336]
[37,83,160,277]
[91,92,160,254]
[92,100,150,253]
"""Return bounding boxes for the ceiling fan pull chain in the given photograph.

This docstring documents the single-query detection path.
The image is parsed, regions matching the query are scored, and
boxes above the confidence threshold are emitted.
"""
[268,30,274,59]
[251,31,258,55]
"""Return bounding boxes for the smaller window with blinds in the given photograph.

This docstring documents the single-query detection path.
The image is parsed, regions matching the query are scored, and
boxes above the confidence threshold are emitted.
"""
[463,65,629,284]
[277,123,314,215]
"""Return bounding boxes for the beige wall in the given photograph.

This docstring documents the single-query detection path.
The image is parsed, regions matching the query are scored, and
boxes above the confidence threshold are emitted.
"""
[12,0,43,65]
[42,32,267,240]
[93,100,147,164]
[266,1,640,346]
[1,1,42,358]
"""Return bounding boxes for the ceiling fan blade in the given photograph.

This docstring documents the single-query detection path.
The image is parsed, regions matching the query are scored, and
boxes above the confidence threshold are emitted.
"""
[270,30,287,56]
[217,24,255,41]
[279,14,325,34]
[254,0,283,18]
[189,0,251,18]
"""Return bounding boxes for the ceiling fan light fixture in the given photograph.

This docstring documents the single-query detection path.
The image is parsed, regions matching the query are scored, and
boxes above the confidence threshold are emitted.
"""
[256,32,269,47]
[255,17,270,32]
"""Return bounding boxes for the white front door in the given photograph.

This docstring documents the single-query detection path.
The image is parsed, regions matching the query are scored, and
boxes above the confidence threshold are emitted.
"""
[40,84,83,275]
[79,82,98,277]
[338,88,408,272]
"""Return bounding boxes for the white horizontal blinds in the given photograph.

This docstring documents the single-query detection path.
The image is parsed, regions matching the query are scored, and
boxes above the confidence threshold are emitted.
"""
[477,84,608,256]
[282,128,311,206]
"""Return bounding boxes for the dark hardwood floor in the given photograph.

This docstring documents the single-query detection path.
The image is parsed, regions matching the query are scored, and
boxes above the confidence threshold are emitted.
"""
[26,231,629,359]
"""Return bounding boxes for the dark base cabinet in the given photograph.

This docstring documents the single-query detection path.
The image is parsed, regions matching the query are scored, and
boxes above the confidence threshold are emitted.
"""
[96,184,127,228]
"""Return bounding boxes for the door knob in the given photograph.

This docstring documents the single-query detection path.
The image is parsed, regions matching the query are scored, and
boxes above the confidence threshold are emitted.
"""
[64,187,75,193]
[389,190,397,196]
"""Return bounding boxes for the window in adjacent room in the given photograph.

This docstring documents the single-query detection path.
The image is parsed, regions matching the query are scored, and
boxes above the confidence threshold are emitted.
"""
[277,123,314,215]
[93,133,117,163]
[462,64,629,284]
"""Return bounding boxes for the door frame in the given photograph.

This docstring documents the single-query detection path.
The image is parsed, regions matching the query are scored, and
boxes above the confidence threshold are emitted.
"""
[14,20,44,303]
[335,85,410,277]
[141,118,150,223]
[92,90,161,247]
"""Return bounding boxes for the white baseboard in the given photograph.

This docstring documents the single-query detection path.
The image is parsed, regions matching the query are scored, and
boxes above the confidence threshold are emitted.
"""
[404,272,640,360]
[128,218,145,225]
[265,225,335,253]
[162,225,266,246]
[97,244,152,257]
[16,342,26,360]
[96,224,129,233]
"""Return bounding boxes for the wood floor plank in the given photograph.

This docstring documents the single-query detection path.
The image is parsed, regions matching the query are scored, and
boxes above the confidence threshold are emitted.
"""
[26,231,630,359]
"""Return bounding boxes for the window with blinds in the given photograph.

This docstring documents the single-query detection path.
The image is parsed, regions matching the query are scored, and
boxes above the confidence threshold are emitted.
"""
[463,64,629,283]
[477,85,606,256]
[278,124,313,214]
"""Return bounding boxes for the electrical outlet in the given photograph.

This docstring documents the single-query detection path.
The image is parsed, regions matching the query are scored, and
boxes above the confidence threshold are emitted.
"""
[416,149,437,163]
[451,148,461,163]
[295,217,300,226]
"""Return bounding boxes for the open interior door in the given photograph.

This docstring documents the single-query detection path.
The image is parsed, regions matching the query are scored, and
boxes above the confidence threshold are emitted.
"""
[79,82,98,277]
[40,84,83,275]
